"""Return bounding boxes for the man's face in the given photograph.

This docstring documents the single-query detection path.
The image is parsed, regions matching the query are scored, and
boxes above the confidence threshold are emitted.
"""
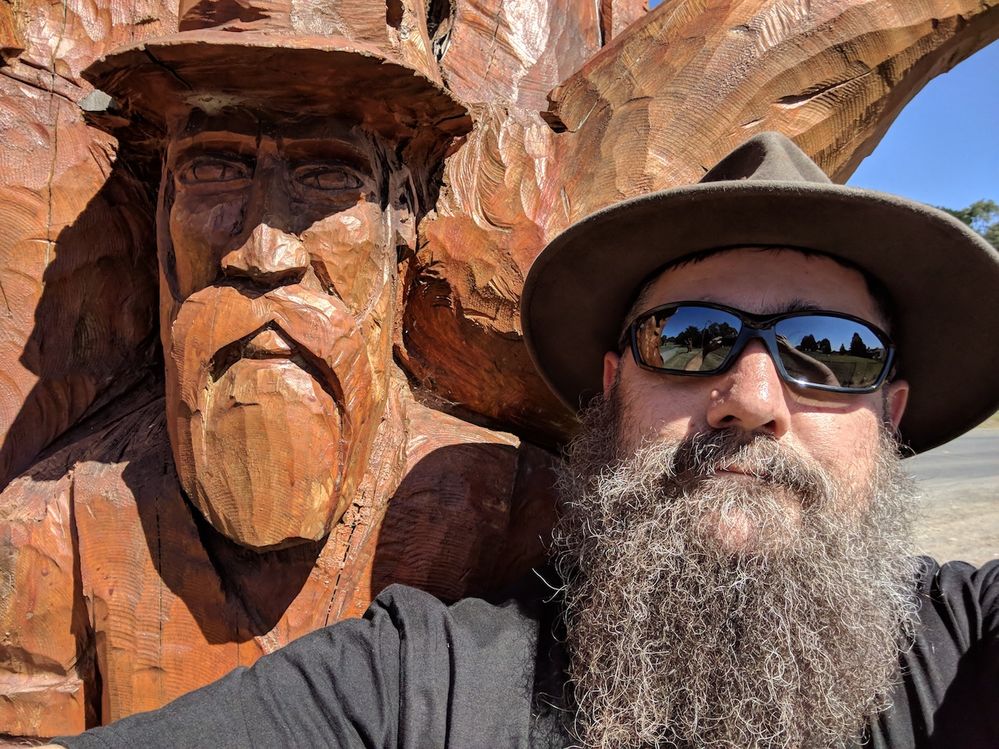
[555,248,919,747]
[603,248,909,545]
[159,114,404,550]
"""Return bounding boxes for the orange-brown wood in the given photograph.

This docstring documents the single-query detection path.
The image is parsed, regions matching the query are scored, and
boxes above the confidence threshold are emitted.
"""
[1,0,997,741]
[0,0,174,490]
[0,377,554,733]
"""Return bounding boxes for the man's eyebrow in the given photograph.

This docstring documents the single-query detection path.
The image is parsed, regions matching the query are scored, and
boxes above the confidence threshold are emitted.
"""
[755,298,823,316]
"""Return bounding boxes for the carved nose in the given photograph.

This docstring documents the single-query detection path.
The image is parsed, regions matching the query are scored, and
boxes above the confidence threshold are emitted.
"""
[221,224,309,286]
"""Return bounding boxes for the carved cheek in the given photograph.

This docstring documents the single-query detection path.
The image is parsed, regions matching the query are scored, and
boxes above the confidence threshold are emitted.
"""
[169,193,248,300]
[300,201,394,316]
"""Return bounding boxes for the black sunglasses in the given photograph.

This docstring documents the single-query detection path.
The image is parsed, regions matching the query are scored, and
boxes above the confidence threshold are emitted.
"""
[620,302,896,393]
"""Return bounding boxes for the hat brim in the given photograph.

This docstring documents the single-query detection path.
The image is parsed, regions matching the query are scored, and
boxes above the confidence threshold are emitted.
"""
[522,182,999,454]
[83,31,470,143]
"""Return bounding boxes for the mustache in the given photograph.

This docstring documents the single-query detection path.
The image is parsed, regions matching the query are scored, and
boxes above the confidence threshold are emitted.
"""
[171,283,369,404]
[667,428,827,499]
[179,282,360,359]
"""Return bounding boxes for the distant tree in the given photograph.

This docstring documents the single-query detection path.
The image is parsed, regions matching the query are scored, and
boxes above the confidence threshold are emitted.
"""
[838,343,847,354]
[705,321,738,342]
[817,338,832,354]
[676,325,702,348]
[849,332,867,356]
[940,199,999,249]
[800,333,817,351]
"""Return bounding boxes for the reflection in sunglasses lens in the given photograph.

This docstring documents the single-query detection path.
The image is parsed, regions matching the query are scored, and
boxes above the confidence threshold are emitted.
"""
[775,316,888,388]
[636,307,741,373]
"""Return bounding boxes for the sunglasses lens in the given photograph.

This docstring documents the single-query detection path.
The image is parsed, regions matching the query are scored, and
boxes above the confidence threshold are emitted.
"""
[632,305,892,391]
[773,316,890,389]
[634,306,741,372]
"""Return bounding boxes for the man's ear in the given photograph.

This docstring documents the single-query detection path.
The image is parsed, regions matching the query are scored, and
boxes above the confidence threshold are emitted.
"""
[884,379,910,431]
[603,351,621,396]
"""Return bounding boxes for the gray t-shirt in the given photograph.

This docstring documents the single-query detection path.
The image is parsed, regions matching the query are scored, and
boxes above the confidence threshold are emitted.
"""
[55,558,999,748]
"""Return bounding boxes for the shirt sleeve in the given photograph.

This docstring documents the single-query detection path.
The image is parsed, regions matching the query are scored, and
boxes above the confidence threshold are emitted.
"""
[869,558,999,748]
[51,583,539,749]
[51,588,411,749]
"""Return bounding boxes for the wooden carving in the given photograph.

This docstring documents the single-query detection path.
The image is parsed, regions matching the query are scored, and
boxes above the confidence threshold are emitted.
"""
[1,0,997,741]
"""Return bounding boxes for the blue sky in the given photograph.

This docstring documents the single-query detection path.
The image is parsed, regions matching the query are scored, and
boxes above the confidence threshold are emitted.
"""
[849,41,998,210]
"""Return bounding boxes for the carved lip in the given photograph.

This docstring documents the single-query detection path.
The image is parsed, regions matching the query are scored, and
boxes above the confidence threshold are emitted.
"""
[209,322,345,408]
[243,327,295,358]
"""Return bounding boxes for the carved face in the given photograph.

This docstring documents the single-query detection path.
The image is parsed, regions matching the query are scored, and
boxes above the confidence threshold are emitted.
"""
[158,113,406,550]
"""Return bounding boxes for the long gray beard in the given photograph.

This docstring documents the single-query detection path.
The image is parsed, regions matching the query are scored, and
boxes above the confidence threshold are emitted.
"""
[553,395,920,748]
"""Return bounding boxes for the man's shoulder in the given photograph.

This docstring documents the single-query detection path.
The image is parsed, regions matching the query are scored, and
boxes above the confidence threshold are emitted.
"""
[916,556,999,598]
[366,570,554,646]
[269,572,555,681]
[208,577,554,749]
[915,556,999,635]
[888,557,999,746]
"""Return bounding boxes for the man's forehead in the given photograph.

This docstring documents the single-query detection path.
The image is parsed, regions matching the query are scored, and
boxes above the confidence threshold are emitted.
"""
[629,247,889,326]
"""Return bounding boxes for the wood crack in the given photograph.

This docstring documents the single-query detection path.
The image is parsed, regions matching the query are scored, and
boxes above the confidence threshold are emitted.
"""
[0,62,80,105]
[775,69,873,108]
[142,47,193,90]
[0,275,11,316]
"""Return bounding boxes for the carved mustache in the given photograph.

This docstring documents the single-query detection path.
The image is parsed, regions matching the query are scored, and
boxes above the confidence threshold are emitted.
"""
[171,283,371,408]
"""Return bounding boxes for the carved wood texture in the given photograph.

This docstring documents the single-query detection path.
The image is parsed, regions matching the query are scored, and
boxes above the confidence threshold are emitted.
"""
[1,0,997,740]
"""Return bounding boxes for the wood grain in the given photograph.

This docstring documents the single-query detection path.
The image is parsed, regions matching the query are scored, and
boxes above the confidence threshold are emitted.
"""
[1,0,997,739]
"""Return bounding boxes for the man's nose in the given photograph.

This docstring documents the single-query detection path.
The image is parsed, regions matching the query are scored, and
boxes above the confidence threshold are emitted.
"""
[221,224,310,286]
[704,340,791,438]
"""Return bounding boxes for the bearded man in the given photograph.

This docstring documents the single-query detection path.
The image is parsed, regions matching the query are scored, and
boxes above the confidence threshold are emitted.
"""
[50,133,999,748]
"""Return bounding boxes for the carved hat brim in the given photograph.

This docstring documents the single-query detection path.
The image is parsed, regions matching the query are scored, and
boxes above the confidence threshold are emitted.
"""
[82,30,471,146]
[521,132,999,454]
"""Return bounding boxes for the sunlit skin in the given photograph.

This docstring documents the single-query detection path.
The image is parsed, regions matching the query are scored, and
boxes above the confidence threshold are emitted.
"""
[603,249,910,549]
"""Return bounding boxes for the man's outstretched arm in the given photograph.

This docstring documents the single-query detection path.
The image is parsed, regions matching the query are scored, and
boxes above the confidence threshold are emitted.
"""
[47,583,540,749]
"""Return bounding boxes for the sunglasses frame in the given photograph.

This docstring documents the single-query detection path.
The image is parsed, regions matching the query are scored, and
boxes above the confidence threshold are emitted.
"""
[621,301,896,394]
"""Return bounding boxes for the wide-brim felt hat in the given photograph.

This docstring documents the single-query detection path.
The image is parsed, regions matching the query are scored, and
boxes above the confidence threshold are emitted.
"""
[522,132,999,454]
[82,28,471,148]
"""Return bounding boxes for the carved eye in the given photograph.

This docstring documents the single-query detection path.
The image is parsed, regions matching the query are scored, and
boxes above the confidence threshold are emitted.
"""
[294,166,364,192]
[178,158,251,185]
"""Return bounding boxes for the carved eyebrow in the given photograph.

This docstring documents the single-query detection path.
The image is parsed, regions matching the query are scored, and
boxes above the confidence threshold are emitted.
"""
[282,141,372,172]
[170,131,259,151]
[169,139,259,168]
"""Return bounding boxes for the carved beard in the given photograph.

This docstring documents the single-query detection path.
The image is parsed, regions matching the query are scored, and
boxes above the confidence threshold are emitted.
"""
[553,392,920,749]
[165,281,388,550]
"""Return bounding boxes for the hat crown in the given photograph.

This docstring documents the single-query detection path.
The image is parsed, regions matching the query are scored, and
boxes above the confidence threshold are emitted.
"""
[82,0,474,134]
[176,0,401,46]
[179,0,291,32]
[700,132,832,185]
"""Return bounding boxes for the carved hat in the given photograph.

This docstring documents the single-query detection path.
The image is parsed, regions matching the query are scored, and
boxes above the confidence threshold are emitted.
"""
[82,0,470,155]
[522,131,999,454]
